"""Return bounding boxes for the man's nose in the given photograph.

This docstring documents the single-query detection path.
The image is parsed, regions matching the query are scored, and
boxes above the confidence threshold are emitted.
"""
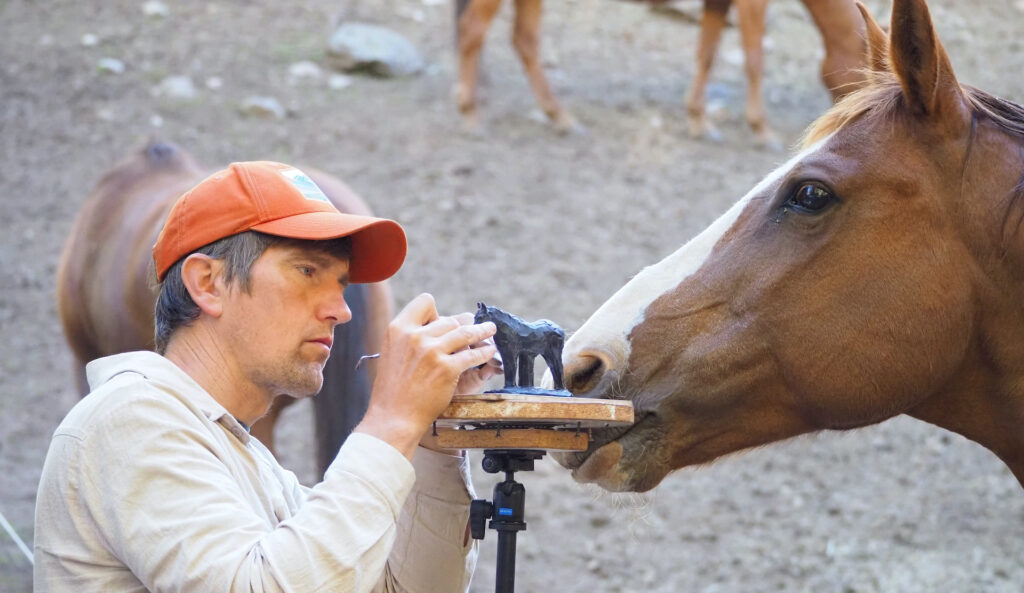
[322,286,353,325]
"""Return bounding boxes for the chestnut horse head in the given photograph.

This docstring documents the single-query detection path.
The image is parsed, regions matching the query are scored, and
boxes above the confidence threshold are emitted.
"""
[557,0,1024,493]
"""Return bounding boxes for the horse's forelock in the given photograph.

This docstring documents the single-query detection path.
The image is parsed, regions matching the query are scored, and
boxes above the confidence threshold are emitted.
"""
[801,75,904,149]
[800,74,1024,151]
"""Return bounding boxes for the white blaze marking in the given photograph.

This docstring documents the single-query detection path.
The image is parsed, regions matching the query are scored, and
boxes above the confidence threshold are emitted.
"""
[565,140,830,371]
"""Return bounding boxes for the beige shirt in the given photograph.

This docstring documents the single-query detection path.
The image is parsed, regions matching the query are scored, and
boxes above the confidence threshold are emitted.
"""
[34,351,477,593]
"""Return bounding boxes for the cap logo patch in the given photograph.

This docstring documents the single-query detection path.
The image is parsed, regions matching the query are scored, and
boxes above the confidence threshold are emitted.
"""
[281,168,330,203]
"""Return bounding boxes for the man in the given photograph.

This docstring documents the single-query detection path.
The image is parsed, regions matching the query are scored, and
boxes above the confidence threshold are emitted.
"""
[34,161,499,592]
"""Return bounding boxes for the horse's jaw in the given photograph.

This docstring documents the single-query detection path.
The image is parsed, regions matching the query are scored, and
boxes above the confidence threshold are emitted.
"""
[556,374,822,492]
[554,406,672,492]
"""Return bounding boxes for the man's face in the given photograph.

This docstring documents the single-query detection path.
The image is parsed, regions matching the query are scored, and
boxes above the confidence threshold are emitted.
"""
[219,244,352,398]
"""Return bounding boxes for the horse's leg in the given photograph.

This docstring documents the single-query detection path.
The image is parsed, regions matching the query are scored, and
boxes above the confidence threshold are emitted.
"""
[251,395,296,453]
[511,0,580,134]
[457,0,504,134]
[733,0,780,150]
[685,0,731,141]
[518,353,535,388]
[800,0,867,100]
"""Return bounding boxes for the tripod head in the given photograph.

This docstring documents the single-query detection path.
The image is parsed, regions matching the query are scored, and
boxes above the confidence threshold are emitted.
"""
[470,450,543,541]
[480,449,544,475]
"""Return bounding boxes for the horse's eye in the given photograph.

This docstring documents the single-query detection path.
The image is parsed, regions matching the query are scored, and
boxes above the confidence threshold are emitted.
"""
[787,183,835,213]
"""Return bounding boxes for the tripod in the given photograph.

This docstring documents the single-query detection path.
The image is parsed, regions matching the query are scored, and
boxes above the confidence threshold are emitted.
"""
[469,449,544,593]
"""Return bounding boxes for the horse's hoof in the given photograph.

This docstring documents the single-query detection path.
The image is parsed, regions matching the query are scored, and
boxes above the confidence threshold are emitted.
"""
[459,115,487,139]
[689,121,723,143]
[555,115,587,137]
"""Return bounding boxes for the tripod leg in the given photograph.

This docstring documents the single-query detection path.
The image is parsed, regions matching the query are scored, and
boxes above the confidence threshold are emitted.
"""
[495,530,518,593]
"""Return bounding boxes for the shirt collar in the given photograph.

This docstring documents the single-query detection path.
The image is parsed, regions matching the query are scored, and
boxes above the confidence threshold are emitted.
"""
[86,351,252,444]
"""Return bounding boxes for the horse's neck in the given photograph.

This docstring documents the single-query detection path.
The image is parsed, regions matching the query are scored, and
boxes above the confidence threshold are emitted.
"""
[906,348,1024,488]
[907,228,1024,488]
[903,137,1024,488]
[487,310,517,328]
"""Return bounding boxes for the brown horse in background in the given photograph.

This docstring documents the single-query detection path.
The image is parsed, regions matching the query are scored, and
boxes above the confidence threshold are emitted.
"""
[56,141,393,477]
[555,0,1024,493]
[455,0,866,146]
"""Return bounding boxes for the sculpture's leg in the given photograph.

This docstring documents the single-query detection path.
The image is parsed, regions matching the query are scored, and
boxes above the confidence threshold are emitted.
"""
[518,353,535,388]
[503,347,520,388]
[457,0,504,134]
[543,350,565,391]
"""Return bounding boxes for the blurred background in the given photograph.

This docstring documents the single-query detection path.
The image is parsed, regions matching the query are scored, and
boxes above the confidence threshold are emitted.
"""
[3,0,1024,591]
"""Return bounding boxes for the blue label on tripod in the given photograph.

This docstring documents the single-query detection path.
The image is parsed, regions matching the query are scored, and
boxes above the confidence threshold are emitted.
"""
[498,507,514,516]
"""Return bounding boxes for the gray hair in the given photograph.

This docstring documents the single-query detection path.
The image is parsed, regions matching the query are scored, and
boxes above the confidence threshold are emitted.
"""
[154,231,352,353]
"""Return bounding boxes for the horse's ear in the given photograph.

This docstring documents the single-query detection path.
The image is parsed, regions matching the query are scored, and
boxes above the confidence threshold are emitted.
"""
[888,0,968,127]
[855,2,889,75]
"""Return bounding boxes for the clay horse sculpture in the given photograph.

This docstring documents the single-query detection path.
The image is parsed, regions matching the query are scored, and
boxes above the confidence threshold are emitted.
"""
[474,302,569,395]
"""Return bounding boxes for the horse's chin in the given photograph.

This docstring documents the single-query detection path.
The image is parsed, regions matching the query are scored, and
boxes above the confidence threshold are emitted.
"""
[554,413,668,492]
[567,442,631,490]
[555,440,667,492]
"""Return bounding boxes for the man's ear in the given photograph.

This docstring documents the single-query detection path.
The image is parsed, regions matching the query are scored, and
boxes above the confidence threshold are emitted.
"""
[180,254,227,318]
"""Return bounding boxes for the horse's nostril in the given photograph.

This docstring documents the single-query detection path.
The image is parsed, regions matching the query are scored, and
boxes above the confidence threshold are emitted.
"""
[565,355,606,395]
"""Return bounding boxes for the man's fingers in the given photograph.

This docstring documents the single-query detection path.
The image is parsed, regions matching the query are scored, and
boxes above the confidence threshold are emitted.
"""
[438,321,496,354]
[467,336,501,368]
[452,312,475,326]
[421,315,463,337]
[423,312,476,338]
[450,343,498,371]
[393,293,439,327]
[477,363,502,380]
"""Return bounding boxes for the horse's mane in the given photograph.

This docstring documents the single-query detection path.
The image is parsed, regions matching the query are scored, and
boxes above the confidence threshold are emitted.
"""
[967,89,1024,245]
[801,71,1024,148]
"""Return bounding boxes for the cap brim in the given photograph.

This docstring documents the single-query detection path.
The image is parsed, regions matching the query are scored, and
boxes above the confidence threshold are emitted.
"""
[251,211,407,283]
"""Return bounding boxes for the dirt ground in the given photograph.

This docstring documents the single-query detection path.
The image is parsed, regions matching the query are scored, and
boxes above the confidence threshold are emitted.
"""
[3,0,1024,591]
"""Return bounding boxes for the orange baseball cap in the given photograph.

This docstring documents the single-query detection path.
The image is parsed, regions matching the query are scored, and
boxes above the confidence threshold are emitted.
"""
[153,161,406,283]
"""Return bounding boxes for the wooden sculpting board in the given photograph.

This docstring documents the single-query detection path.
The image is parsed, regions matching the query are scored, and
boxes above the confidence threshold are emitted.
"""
[435,393,634,451]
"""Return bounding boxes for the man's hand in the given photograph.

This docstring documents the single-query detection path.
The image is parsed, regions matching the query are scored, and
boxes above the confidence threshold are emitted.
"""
[355,294,497,460]
[450,312,503,396]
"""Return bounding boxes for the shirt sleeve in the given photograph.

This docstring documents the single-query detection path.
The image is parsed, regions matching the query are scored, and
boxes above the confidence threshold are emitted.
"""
[70,384,417,593]
[376,447,479,593]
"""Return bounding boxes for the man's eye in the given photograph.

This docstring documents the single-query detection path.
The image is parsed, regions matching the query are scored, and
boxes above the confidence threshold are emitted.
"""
[298,266,315,276]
